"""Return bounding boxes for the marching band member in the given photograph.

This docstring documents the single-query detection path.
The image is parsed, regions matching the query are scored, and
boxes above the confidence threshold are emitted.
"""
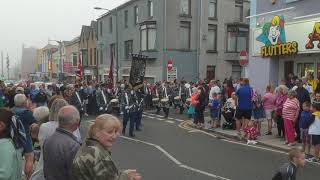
[161,82,170,118]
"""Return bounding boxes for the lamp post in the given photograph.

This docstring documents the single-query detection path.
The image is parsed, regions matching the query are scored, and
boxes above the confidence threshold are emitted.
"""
[94,6,119,82]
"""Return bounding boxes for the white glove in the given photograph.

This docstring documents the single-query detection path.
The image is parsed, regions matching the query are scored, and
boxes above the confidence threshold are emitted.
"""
[99,107,103,111]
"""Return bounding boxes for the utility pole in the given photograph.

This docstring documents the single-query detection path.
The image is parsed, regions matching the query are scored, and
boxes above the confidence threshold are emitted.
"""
[6,54,9,80]
[1,51,3,77]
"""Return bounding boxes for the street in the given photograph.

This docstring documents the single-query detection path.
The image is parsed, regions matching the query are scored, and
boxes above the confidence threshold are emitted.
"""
[80,109,320,180]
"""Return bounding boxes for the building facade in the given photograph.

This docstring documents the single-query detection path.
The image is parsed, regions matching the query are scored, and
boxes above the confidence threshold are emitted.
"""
[21,46,37,80]
[65,36,80,75]
[249,0,320,93]
[79,21,98,82]
[96,0,250,83]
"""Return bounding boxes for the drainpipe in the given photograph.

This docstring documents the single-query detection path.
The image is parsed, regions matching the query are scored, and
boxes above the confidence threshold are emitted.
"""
[196,0,202,81]
[115,7,119,82]
[163,0,167,82]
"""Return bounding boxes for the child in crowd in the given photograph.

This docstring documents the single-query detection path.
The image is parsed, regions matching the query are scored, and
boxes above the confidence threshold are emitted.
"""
[272,148,305,180]
[244,120,258,145]
[299,102,312,158]
[208,92,221,129]
[307,100,320,162]
[252,91,265,136]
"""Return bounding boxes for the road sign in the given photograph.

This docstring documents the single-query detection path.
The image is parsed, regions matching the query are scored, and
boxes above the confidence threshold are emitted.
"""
[239,50,248,66]
[167,67,177,82]
[167,59,173,71]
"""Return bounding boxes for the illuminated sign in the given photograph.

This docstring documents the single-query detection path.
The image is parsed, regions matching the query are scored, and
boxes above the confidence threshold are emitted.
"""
[256,15,298,57]
[48,60,52,70]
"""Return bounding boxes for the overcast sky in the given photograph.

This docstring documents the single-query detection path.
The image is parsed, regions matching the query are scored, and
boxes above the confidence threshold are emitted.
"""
[0,0,129,65]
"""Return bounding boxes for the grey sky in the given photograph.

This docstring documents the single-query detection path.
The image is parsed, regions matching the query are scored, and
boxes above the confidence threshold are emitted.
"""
[0,0,128,65]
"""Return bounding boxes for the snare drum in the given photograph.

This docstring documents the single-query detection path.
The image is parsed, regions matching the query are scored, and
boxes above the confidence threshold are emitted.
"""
[110,99,119,107]
[174,96,181,105]
[161,98,169,107]
[152,98,159,104]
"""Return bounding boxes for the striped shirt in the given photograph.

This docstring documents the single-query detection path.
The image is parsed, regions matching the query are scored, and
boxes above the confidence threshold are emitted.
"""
[282,98,300,120]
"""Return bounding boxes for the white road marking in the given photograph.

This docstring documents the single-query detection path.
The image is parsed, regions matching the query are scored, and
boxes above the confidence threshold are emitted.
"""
[156,115,164,118]
[175,119,184,122]
[120,136,231,180]
[147,116,155,119]
[168,117,174,120]
[165,120,175,124]
[142,115,147,117]
[157,118,165,121]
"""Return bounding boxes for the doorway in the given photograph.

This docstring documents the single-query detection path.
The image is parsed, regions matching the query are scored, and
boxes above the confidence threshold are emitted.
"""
[206,66,216,81]
[284,61,294,79]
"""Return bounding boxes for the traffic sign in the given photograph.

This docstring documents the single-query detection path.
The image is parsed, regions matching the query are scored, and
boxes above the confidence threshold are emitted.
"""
[239,50,248,66]
[167,67,177,82]
[167,59,173,71]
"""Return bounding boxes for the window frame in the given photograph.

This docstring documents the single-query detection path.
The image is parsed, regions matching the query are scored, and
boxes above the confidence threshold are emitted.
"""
[134,6,139,25]
[109,16,113,33]
[148,0,154,17]
[140,22,157,51]
[208,0,217,19]
[179,0,191,17]
[235,0,244,22]
[179,21,191,50]
[99,21,103,36]
[124,10,128,28]
[72,53,78,67]
[124,40,133,59]
[207,24,218,53]
[226,25,249,53]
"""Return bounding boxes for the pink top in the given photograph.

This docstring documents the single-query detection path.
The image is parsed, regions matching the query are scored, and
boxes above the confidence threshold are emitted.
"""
[282,98,300,121]
[275,94,287,115]
[263,92,276,110]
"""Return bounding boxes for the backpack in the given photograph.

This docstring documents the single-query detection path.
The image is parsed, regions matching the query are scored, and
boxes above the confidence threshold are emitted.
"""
[10,114,27,150]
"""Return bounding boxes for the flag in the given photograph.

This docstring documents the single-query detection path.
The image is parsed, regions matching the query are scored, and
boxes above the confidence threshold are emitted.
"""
[108,49,114,89]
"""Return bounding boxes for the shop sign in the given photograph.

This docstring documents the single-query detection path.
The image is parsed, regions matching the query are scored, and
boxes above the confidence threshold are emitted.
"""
[256,16,298,57]
[253,17,320,56]
[84,69,92,75]
[305,22,320,50]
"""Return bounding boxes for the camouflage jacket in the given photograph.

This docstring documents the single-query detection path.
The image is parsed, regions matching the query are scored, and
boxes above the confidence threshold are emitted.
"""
[72,138,129,180]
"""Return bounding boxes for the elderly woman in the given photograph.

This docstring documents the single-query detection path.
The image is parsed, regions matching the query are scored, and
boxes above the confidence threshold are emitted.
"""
[30,99,69,180]
[282,90,300,146]
[30,106,49,141]
[72,114,142,180]
[275,85,288,138]
[0,108,23,180]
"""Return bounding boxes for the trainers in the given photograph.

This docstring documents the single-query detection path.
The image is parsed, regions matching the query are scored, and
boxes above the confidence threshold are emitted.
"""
[251,140,258,145]
[287,143,296,147]
[265,131,272,135]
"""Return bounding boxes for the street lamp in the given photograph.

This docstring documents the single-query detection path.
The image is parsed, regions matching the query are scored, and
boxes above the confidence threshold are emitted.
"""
[94,6,119,82]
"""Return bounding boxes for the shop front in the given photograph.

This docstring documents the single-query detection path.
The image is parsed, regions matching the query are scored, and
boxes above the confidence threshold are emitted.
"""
[250,15,320,92]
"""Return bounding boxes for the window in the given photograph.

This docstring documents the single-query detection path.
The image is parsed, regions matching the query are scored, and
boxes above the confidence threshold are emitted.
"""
[206,66,216,81]
[235,0,243,22]
[134,6,139,24]
[94,48,96,65]
[209,0,217,18]
[232,65,242,79]
[72,53,77,66]
[82,50,88,66]
[109,17,113,33]
[140,23,156,51]
[207,24,217,52]
[227,25,248,52]
[90,48,93,66]
[297,63,314,78]
[124,40,133,59]
[148,1,153,17]
[99,21,103,36]
[124,10,128,28]
[100,50,103,64]
[180,21,191,50]
[180,0,191,16]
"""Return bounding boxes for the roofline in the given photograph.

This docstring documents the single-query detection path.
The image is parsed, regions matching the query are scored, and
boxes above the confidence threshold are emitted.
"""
[97,0,139,20]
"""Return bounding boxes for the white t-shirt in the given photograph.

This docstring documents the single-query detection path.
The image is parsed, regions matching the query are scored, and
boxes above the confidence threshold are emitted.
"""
[209,85,221,100]
[309,117,320,135]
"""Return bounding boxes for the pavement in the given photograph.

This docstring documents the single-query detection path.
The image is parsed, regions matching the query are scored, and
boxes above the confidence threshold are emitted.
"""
[79,108,320,180]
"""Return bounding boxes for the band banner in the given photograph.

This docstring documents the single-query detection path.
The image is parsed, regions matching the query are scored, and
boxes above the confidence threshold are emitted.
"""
[129,54,147,90]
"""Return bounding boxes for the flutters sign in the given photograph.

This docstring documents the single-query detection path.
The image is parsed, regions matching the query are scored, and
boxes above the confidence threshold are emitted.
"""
[256,16,298,57]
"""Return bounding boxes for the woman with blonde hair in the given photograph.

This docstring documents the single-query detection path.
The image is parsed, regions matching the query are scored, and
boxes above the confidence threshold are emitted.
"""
[72,114,142,180]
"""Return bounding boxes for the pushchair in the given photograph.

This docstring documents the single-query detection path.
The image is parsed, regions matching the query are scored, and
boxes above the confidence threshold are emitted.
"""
[222,106,236,130]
